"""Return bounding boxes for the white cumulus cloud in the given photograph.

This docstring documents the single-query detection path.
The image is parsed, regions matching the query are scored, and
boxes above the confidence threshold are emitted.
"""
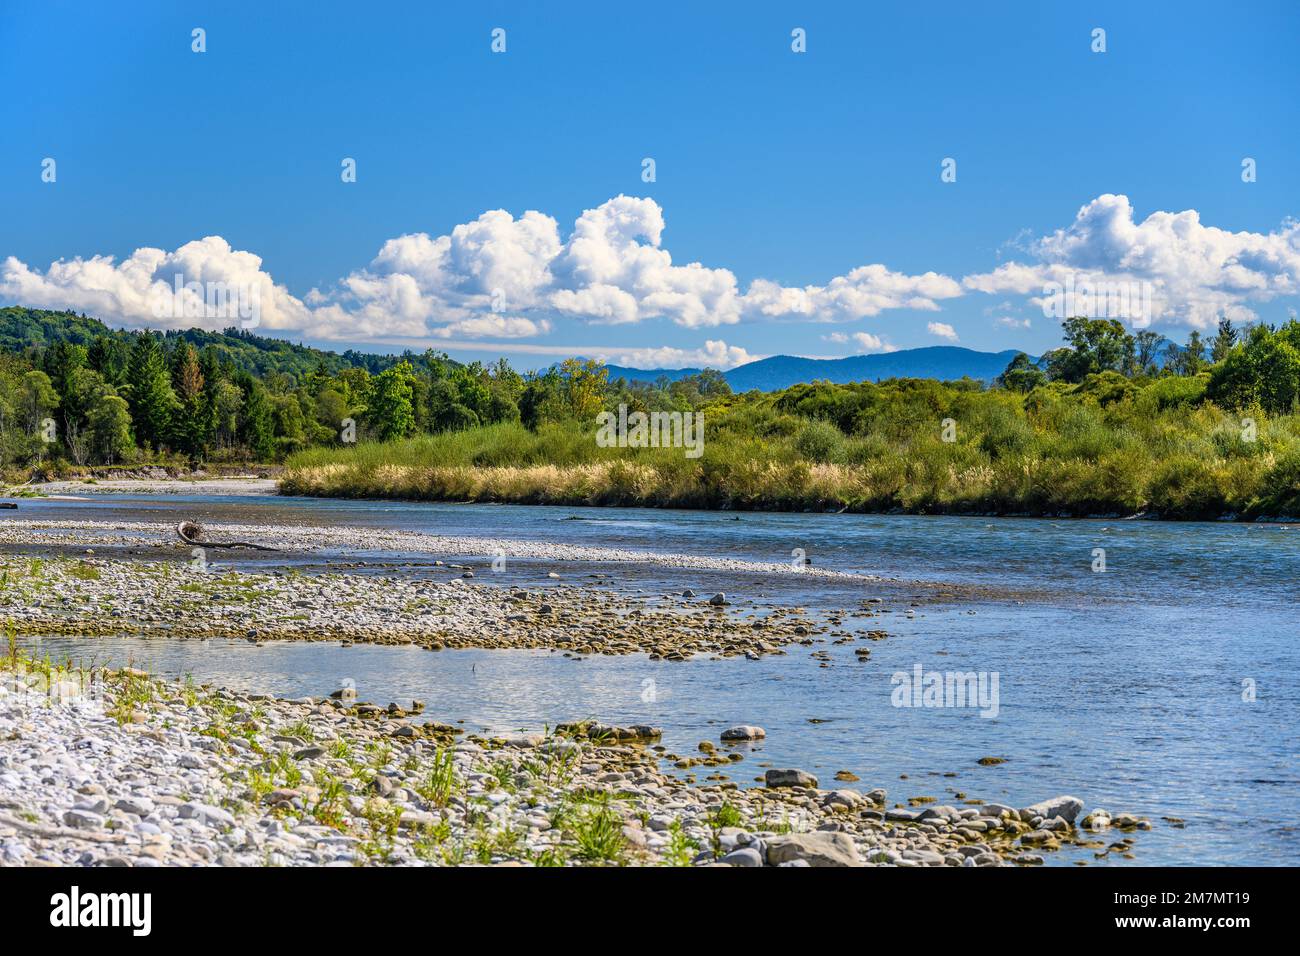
[926,321,959,342]
[1,195,963,344]
[7,192,1295,346]
[823,331,897,353]
[963,194,1300,328]
[606,339,757,370]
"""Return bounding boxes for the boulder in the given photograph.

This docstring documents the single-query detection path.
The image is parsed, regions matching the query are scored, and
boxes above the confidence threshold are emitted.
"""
[822,789,862,809]
[765,768,818,788]
[720,725,766,741]
[765,832,860,867]
[720,847,764,867]
[1020,795,1084,824]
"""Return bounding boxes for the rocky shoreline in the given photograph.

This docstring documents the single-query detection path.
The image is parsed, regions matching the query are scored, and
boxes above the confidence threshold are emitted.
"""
[0,657,1150,867]
[0,549,831,659]
[0,516,1158,868]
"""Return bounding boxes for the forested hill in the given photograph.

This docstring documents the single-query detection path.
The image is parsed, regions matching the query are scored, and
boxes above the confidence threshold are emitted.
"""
[0,307,423,379]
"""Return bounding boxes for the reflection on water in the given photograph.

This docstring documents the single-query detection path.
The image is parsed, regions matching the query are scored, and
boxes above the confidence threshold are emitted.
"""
[7,493,1300,866]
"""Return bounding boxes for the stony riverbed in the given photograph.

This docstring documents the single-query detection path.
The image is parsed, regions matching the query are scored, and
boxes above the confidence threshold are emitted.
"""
[0,549,840,659]
[0,658,1149,867]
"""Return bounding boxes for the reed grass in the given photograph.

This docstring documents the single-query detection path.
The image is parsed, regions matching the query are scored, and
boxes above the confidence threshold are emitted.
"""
[282,382,1300,519]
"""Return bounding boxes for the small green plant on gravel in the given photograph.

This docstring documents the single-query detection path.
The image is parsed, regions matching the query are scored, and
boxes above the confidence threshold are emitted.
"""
[712,800,743,829]
[180,674,199,708]
[311,773,349,829]
[105,669,155,725]
[707,799,744,856]
[569,794,627,865]
[365,741,392,769]
[416,748,458,808]
[767,810,795,835]
[328,738,353,761]
[464,810,525,865]
[281,719,314,742]
[66,561,100,581]
[245,767,275,804]
[440,839,467,866]
[268,750,304,788]
[357,798,403,863]
[531,845,568,867]
[411,822,449,863]
[486,758,515,792]
[661,820,698,867]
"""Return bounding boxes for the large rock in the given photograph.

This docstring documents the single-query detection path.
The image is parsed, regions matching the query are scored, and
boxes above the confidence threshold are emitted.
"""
[917,804,960,822]
[1020,795,1084,824]
[720,725,766,741]
[765,768,818,788]
[765,832,860,867]
[822,789,862,809]
[720,847,764,867]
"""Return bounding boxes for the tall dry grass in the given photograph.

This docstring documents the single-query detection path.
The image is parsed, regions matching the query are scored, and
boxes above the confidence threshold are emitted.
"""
[281,384,1300,518]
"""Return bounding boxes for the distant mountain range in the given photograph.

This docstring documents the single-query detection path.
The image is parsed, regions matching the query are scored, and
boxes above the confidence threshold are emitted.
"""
[4,308,1031,392]
[606,346,1031,391]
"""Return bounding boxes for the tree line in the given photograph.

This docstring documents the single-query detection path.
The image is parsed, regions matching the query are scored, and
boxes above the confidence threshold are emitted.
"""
[998,315,1300,413]
[0,308,732,471]
[4,303,1299,473]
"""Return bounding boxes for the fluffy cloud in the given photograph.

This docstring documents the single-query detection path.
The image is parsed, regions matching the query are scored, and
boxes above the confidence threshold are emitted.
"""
[1,237,309,333]
[7,193,1295,346]
[1,196,960,344]
[926,321,959,342]
[429,315,552,339]
[823,331,897,353]
[607,339,757,370]
[963,194,1300,328]
[745,266,962,322]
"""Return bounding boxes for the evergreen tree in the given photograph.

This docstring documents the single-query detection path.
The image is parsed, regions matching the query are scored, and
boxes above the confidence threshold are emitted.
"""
[125,332,177,451]
[42,341,87,400]
[87,334,129,387]
[238,377,276,459]
[169,342,207,454]
[1211,317,1239,362]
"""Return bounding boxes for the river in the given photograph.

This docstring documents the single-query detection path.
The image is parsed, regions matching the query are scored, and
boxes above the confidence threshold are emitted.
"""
[7,492,1299,866]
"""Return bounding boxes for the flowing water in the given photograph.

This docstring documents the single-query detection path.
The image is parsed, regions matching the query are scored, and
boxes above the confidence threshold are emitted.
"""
[7,493,1300,866]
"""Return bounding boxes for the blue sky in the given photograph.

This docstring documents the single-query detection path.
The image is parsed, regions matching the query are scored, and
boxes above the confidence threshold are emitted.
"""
[3,0,1299,370]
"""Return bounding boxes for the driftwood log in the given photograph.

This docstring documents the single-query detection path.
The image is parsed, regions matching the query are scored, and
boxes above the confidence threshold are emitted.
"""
[177,521,279,551]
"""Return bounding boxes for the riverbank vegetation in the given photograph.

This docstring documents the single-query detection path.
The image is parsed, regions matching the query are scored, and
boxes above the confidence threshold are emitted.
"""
[282,317,1300,519]
[7,306,1300,518]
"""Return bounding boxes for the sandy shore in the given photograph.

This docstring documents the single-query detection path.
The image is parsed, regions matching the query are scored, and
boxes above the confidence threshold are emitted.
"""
[0,659,1147,867]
